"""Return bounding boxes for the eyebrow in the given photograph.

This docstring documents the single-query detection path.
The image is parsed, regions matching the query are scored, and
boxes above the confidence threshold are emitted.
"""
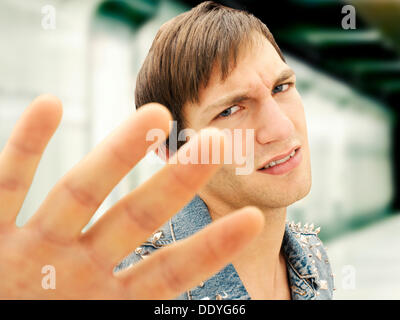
[274,68,296,88]
[202,68,296,117]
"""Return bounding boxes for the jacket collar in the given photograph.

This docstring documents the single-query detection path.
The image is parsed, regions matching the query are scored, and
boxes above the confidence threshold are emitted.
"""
[157,195,320,299]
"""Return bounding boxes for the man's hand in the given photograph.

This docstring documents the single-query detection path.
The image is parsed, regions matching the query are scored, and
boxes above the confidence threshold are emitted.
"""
[0,95,264,299]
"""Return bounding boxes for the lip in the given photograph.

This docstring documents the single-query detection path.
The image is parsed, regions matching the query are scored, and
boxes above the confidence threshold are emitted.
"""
[258,146,300,170]
[257,146,302,175]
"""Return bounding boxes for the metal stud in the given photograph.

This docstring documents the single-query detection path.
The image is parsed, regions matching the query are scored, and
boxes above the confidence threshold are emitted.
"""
[315,249,322,261]
[300,235,308,244]
[312,267,318,273]
[134,247,143,255]
[152,231,163,243]
[319,280,328,290]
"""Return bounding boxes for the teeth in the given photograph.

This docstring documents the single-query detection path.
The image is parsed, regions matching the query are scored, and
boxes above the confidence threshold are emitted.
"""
[276,155,290,165]
[263,149,296,169]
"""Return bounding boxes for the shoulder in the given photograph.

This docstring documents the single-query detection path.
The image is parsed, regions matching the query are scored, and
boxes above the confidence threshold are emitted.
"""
[286,221,335,299]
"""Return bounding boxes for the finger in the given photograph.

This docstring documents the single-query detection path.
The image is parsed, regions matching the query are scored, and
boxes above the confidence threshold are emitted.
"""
[28,103,172,242]
[80,128,227,270]
[0,95,62,226]
[116,206,265,300]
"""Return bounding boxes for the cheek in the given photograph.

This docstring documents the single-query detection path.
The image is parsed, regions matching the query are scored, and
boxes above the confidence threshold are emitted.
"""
[284,93,308,137]
[292,105,311,161]
[283,95,311,163]
[294,108,308,138]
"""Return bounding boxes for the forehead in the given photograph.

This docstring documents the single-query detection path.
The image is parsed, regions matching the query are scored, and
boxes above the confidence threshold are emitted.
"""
[184,34,288,122]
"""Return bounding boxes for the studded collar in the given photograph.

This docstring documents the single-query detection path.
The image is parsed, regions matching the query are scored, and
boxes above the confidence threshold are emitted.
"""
[147,195,333,300]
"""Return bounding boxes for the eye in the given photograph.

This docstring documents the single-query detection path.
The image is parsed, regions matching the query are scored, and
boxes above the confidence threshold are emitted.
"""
[272,83,291,95]
[216,105,241,119]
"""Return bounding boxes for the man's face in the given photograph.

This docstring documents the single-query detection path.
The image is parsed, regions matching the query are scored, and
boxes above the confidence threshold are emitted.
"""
[182,33,312,211]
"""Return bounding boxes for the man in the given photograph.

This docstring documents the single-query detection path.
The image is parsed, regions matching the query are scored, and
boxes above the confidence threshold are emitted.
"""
[0,1,333,300]
[115,1,334,300]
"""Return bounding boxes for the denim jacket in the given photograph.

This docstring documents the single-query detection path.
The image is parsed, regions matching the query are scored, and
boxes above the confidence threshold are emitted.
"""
[114,195,334,300]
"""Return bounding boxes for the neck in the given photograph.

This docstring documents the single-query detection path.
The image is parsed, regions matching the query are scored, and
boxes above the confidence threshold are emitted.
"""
[201,193,288,299]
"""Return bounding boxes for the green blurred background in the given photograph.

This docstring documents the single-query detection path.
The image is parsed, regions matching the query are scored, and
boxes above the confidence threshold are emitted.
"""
[0,0,399,299]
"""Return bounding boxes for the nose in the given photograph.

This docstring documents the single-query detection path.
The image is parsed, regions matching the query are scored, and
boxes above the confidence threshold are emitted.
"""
[255,98,295,145]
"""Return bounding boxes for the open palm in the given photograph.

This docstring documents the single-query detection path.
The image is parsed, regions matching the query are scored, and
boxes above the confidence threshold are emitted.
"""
[0,95,263,299]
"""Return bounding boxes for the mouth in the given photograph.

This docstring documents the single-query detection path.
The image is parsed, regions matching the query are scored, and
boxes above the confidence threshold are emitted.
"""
[257,146,302,175]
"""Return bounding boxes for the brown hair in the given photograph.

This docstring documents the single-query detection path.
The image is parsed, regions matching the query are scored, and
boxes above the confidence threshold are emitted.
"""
[135,1,285,152]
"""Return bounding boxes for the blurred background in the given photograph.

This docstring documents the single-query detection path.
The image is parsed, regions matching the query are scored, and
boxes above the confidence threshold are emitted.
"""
[0,0,399,299]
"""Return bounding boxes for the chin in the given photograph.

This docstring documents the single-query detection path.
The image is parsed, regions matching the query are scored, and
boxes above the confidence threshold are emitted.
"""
[258,170,312,209]
[289,173,312,204]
